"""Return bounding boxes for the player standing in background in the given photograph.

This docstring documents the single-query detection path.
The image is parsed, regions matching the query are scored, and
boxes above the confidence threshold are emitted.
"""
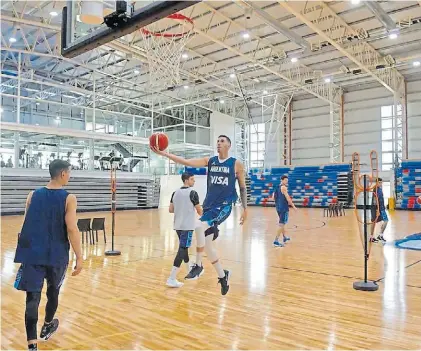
[273,175,297,247]
[370,177,388,243]
[167,172,203,288]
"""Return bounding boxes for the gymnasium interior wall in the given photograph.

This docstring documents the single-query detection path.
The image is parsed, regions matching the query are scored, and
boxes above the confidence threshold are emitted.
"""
[262,81,421,176]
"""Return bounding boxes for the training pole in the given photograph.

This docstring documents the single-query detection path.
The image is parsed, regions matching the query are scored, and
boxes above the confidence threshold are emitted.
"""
[105,165,121,256]
[353,175,378,291]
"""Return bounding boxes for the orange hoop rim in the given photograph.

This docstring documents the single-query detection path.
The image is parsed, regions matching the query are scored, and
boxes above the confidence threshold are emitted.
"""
[141,13,194,38]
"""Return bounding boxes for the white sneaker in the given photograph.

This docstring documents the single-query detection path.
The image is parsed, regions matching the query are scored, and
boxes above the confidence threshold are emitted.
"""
[166,278,184,288]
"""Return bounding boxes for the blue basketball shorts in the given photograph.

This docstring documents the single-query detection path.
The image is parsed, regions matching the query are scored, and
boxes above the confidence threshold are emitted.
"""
[14,263,68,293]
[372,208,388,223]
[200,205,232,227]
[176,230,193,248]
[277,211,289,225]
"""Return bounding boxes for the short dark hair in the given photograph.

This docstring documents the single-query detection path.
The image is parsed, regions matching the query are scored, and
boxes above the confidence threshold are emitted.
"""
[281,175,288,180]
[378,177,383,182]
[218,135,231,145]
[49,159,71,179]
[181,172,194,183]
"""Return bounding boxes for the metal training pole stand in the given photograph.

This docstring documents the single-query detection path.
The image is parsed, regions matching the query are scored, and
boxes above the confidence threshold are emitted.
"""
[105,165,121,256]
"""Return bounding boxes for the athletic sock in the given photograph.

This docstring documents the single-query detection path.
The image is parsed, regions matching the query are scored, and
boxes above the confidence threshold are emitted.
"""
[213,261,225,278]
[169,266,179,280]
[196,251,203,266]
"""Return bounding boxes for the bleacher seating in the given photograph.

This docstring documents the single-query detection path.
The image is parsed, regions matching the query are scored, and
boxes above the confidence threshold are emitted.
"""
[248,164,352,208]
[1,170,160,215]
[395,160,421,210]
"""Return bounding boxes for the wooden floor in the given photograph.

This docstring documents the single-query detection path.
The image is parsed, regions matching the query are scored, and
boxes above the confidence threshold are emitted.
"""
[1,207,421,350]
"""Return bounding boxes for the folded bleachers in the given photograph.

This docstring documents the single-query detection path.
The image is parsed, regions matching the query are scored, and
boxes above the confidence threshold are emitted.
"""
[395,159,421,210]
[249,164,352,208]
[1,169,160,215]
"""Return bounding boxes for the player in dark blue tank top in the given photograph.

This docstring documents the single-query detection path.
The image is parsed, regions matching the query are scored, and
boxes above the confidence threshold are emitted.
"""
[370,177,388,244]
[273,175,297,247]
[151,135,247,295]
[13,160,83,350]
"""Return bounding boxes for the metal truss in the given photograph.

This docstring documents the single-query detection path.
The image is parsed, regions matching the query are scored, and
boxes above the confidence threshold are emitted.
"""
[189,1,342,105]
[278,1,405,96]
[262,93,294,168]
[235,118,249,170]
[329,93,344,163]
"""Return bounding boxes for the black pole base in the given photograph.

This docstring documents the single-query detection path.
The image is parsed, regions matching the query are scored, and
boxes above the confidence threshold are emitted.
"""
[353,280,379,291]
[105,250,121,256]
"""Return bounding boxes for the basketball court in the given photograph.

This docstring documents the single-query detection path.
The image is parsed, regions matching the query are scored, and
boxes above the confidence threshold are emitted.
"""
[1,0,421,350]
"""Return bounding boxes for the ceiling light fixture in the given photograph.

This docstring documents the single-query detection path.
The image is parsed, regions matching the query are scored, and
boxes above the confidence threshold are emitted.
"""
[220,100,225,104]
[134,69,140,75]
[50,11,58,16]
[243,32,250,39]
[182,53,188,59]
[9,37,16,43]
[324,78,331,83]
[413,61,421,67]
[263,90,268,94]
[183,85,189,89]
[291,57,298,63]
[351,0,360,4]
[389,32,398,39]
[230,73,236,78]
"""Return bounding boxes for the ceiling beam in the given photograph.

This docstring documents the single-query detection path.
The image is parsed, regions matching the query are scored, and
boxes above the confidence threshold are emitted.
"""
[278,1,404,95]
[363,1,397,32]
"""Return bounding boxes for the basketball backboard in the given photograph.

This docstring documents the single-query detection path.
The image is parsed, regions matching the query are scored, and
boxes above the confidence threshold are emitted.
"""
[61,0,199,58]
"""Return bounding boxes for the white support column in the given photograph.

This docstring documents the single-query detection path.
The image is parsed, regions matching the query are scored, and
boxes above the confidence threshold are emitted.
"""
[88,139,94,170]
[17,52,21,123]
[92,75,96,132]
[329,91,344,163]
[14,132,19,168]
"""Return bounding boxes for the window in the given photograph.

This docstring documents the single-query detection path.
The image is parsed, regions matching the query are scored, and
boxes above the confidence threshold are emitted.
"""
[249,123,265,168]
[381,104,402,170]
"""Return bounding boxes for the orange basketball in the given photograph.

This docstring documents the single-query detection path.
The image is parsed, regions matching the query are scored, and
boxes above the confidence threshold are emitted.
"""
[149,132,169,151]
[417,196,421,205]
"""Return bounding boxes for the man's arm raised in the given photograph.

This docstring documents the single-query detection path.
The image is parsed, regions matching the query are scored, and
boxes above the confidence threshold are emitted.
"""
[150,146,208,168]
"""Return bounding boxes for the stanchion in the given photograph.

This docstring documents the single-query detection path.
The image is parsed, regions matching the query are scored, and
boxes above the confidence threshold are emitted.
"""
[353,174,378,291]
[105,165,121,256]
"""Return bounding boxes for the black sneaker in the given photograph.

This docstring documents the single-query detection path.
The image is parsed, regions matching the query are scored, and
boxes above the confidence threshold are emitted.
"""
[218,270,230,295]
[39,318,59,340]
[28,343,37,351]
[370,237,379,243]
[184,264,204,280]
[377,235,386,243]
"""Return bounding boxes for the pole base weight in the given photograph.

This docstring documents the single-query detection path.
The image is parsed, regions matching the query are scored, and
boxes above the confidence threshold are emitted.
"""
[353,280,379,291]
[105,250,121,256]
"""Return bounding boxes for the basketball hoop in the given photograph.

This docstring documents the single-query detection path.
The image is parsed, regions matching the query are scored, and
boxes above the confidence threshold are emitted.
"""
[140,13,194,89]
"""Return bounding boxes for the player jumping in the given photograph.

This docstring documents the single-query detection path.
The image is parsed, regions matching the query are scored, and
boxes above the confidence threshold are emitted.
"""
[151,135,247,295]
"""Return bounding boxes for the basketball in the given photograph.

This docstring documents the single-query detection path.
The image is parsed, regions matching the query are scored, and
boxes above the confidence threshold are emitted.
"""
[149,132,169,151]
[417,196,421,205]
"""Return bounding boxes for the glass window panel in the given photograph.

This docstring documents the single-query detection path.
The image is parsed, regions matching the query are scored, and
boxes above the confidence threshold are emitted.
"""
[381,105,392,118]
[382,130,393,140]
[381,118,393,129]
[250,143,258,152]
[382,163,392,171]
[258,133,265,142]
[257,141,265,152]
[382,153,393,164]
[258,123,265,133]
[382,141,393,152]
[251,152,259,161]
[250,134,258,143]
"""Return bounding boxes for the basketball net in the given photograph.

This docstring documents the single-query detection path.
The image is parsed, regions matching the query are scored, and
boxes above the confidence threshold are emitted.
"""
[352,150,380,257]
[140,13,194,89]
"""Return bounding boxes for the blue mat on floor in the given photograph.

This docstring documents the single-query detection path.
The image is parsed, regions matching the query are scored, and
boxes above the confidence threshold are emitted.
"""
[394,233,421,251]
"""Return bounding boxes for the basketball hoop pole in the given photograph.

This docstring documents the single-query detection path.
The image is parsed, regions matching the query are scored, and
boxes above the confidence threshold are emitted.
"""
[353,174,378,291]
[105,164,121,256]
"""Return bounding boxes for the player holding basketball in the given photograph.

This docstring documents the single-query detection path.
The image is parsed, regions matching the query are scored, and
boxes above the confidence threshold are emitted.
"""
[167,172,203,288]
[13,160,83,350]
[151,135,247,295]
[370,177,388,243]
[273,175,297,247]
